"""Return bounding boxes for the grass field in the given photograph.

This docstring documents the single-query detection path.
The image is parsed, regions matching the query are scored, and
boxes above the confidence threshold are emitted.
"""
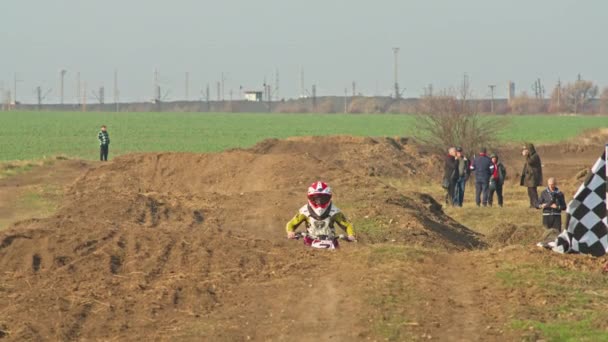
[1,111,607,161]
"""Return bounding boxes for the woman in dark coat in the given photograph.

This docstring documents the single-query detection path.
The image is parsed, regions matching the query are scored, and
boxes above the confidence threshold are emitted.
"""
[520,143,543,208]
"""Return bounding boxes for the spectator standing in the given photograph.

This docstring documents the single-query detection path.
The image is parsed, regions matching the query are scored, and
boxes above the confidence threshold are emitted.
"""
[537,177,566,230]
[453,147,470,207]
[470,147,494,207]
[488,153,507,207]
[98,125,110,161]
[520,143,543,208]
[443,147,457,206]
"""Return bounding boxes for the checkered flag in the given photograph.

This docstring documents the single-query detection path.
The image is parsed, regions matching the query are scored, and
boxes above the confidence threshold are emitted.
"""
[548,148,607,256]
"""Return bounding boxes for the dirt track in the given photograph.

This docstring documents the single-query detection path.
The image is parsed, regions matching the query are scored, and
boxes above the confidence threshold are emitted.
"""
[1,135,607,341]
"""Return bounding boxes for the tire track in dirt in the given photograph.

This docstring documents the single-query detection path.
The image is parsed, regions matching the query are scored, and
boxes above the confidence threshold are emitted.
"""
[428,251,507,341]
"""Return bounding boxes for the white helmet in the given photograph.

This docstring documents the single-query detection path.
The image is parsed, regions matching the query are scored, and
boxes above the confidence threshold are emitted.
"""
[307,181,332,216]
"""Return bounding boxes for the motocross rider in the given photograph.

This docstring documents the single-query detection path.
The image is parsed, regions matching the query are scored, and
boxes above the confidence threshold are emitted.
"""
[286,181,356,241]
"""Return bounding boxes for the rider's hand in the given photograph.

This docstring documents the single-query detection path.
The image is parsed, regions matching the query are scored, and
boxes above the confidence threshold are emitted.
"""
[347,235,356,242]
[287,231,296,239]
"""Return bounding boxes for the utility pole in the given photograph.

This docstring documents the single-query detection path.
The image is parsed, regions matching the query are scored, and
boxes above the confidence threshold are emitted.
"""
[266,83,272,112]
[59,69,67,105]
[488,85,496,113]
[82,82,87,111]
[153,69,160,103]
[311,84,316,111]
[13,73,22,105]
[352,81,356,97]
[299,67,305,98]
[216,81,221,101]
[185,71,190,101]
[36,86,41,110]
[206,84,210,111]
[392,47,400,99]
[344,88,348,113]
[461,73,470,112]
[114,69,119,112]
[275,69,280,100]
[556,78,561,109]
[76,71,81,105]
[221,72,226,102]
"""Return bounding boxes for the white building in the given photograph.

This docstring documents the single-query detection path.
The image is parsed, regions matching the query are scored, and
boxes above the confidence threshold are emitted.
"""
[244,91,263,102]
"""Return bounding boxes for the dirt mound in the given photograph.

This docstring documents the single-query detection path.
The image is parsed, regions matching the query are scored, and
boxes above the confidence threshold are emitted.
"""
[0,136,481,340]
[486,223,548,246]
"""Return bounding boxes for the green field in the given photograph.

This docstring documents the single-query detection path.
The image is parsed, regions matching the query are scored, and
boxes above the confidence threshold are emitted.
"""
[1,111,607,161]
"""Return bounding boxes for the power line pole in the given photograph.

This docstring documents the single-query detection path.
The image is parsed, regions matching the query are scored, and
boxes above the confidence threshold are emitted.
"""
[344,88,348,113]
[311,84,316,112]
[275,69,280,100]
[352,81,356,97]
[206,83,210,111]
[185,71,190,101]
[299,67,305,98]
[114,69,119,112]
[76,71,81,105]
[59,69,67,105]
[392,47,400,99]
[13,73,22,105]
[556,78,561,108]
[82,81,87,112]
[488,84,496,113]
[36,86,52,110]
[221,72,226,102]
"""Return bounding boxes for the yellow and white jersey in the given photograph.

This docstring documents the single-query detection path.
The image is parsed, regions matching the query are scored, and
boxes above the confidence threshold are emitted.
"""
[285,204,354,238]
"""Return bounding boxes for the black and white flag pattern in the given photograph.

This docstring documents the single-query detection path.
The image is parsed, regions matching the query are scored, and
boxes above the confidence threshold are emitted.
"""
[546,150,607,256]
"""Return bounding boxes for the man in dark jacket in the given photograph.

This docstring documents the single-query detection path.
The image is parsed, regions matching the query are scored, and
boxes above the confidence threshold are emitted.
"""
[470,147,494,207]
[520,143,543,208]
[453,146,471,207]
[98,125,110,161]
[488,153,507,207]
[537,177,566,230]
[443,147,457,206]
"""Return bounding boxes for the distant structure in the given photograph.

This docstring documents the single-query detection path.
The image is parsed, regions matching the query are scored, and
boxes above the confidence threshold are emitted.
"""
[299,67,306,98]
[393,47,400,99]
[244,90,263,102]
[508,81,516,103]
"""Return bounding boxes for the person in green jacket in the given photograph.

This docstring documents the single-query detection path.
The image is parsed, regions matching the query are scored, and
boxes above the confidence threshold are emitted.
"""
[520,143,543,208]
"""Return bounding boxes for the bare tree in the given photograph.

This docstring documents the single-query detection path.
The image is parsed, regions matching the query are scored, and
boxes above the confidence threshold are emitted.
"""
[560,79,599,113]
[600,87,608,114]
[414,87,505,155]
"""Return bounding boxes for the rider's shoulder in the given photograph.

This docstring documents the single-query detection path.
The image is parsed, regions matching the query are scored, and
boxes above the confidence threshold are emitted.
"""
[298,205,309,214]
[329,206,341,215]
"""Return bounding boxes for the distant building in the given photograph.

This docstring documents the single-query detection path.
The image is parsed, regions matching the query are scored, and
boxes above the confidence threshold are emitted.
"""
[244,91,263,102]
[508,81,516,103]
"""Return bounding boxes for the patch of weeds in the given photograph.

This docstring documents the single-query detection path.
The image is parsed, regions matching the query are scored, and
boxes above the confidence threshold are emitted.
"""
[355,217,387,242]
[512,318,608,342]
[0,163,35,178]
[367,276,418,341]
[17,189,55,214]
[500,262,608,339]
[368,245,431,263]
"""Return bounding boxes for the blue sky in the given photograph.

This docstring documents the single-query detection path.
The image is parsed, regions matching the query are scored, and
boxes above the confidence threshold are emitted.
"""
[1,0,606,103]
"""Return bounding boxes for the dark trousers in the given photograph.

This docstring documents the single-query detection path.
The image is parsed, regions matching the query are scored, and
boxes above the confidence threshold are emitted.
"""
[543,215,562,230]
[100,145,109,161]
[475,181,489,206]
[488,182,503,207]
[527,187,539,208]
[453,177,467,207]
[445,181,456,206]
